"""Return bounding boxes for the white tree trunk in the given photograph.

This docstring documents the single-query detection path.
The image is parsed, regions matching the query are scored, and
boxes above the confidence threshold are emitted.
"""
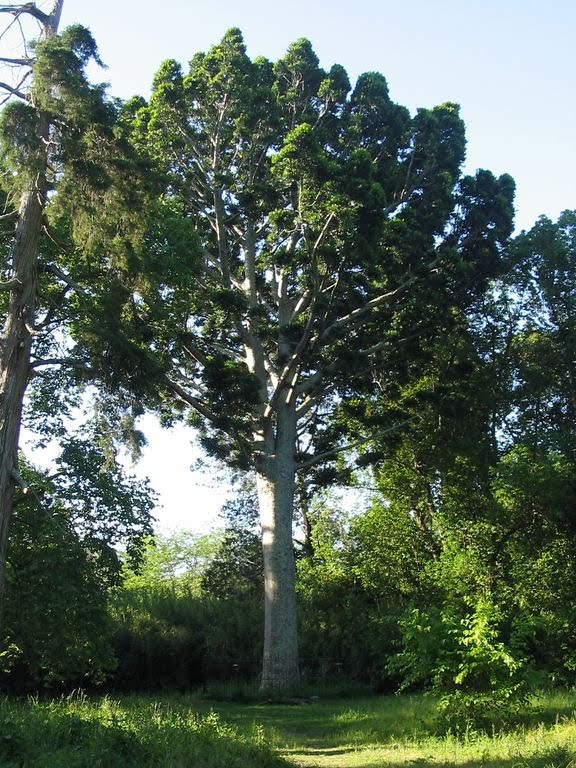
[256,400,300,690]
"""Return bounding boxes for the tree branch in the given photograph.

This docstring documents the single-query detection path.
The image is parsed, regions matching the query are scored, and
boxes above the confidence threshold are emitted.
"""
[0,277,21,291]
[297,416,418,471]
[0,3,48,23]
[319,277,418,343]
[166,376,253,459]
[29,357,95,374]
[0,55,30,66]
[42,262,86,295]
[0,79,27,100]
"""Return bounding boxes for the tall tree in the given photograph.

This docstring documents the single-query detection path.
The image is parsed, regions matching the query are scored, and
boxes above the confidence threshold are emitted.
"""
[0,0,64,620]
[0,3,160,630]
[119,30,514,688]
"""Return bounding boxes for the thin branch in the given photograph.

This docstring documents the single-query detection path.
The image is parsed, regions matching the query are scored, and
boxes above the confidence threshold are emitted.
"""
[319,276,418,342]
[0,67,32,103]
[0,79,27,99]
[42,262,86,295]
[166,378,224,424]
[311,210,337,257]
[0,277,21,291]
[29,357,94,373]
[166,376,253,458]
[0,55,30,65]
[358,324,425,358]
[297,416,418,471]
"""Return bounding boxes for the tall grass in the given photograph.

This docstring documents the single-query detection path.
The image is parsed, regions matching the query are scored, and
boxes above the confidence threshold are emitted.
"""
[0,691,287,767]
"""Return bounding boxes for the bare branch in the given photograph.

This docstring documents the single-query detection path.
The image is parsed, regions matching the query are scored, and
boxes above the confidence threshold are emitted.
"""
[0,3,48,23]
[29,357,94,373]
[0,55,30,65]
[0,79,27,99]
[311,210,337,257]
[0,66,32,103]
[319,279,416,342]
[42,262,86,295]
[166,378,222,423]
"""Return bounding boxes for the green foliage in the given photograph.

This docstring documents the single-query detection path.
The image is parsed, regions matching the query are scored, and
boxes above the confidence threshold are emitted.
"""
[112,528,263,690]
[202,527,262,600]
[392,598,531,730]
[0,443,156,691]
[122,530,221,595]
[2,499,116,690]
[202,481,262,600]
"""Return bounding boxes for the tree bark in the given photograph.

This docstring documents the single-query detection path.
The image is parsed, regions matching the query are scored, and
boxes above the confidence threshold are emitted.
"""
[256,398,300,690]
[0,0,63,625]
[0,185,44,616]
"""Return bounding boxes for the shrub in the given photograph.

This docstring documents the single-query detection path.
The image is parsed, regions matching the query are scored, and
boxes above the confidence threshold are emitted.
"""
[391,597,532,731]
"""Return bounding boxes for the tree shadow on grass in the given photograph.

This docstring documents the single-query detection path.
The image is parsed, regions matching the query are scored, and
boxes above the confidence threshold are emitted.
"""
[223,696,437,749]
[283,745,574,768]
[217,695,576,768]
[383,746,574,768]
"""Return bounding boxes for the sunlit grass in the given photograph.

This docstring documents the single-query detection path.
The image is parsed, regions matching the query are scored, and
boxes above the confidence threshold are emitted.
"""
[0,691,287,767]
[0,689,574,767]
[211,689,576,767]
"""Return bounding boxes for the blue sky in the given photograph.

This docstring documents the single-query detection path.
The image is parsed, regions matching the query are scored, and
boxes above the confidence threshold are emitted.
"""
[23,0,576,531]
[58,0,576,234]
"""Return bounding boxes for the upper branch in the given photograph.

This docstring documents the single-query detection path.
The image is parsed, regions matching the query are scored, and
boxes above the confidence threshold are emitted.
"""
[0,79,27,99]
[297,416,418,471]
[0,3,49,23]
[0,55,30,65]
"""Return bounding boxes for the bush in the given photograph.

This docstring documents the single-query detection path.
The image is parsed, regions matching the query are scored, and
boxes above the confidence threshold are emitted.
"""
[391,597,532,731]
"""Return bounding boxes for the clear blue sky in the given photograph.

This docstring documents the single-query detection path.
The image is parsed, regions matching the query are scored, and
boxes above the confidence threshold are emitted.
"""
[28,1,576,531]
[58,0,576,234]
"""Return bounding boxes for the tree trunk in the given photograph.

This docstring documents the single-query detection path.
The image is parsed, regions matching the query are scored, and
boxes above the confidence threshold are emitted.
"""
[256,400,300,690]
[0,185,44,617]
[0,0,64,626]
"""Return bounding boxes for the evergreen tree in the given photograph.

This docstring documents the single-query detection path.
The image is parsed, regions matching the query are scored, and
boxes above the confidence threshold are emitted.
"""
[117,30,514,688]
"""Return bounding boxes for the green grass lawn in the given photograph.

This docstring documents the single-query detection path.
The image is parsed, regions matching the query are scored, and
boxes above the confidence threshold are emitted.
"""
[213,691,576,767]
[0,689,575,767]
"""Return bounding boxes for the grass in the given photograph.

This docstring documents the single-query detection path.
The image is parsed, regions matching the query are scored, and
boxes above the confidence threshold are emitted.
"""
[0,688,575,767]
[0,691,287,767]
[212,689,576,767]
